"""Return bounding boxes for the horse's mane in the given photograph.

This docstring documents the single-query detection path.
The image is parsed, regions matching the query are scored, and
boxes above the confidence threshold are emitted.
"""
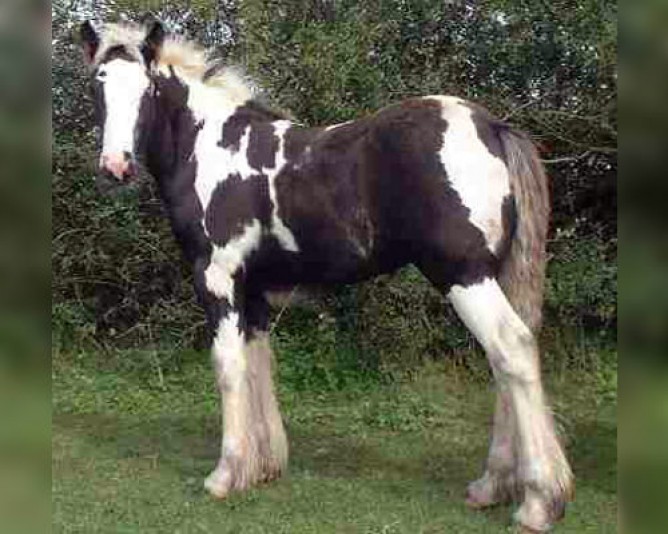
[95,23,256,105]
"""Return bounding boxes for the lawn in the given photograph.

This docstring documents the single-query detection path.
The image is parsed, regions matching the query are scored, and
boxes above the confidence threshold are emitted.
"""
[53,353,617,533]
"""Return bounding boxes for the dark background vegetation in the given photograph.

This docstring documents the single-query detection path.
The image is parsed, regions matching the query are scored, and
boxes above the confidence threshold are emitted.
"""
[52,0,617,388]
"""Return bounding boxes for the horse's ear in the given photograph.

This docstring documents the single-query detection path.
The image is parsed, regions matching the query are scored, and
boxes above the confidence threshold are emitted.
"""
[80,21,100,65]
[142,20,166,65]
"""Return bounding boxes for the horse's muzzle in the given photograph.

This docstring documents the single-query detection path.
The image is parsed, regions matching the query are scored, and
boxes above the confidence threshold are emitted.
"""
[100,152,137,182]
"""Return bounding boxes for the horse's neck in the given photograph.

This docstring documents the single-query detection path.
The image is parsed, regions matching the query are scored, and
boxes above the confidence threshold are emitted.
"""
[144,102,198,185]
[145,79,285,199]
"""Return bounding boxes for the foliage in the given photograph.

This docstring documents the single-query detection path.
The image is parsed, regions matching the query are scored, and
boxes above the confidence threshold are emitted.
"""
[51,0,617,379]
[352,389,448,432]
[53,138,206,351]
[272,307,373,392]
[546,228,617,330]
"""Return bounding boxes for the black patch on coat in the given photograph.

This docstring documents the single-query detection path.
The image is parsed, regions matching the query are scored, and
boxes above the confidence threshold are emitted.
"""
[141,21,166,66]
[91,78,107,138]
[220,112,248,152]
[463,102,508,161]
[371,99,498,288]
[145,68,208,265]
[497,194,517,260]
[134,91,156,156]
[99,45,138,64]
[80,21,99,61]
[237,287,271,339]
[205,174,272,245]
[143,68,226,336]
[247,122,278,171]
[283,125,325,162]
[269,98,499,291]
[219,101,286,153]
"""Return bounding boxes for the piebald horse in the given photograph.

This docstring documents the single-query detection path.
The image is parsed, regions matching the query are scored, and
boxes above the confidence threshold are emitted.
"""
[79,20,573,532]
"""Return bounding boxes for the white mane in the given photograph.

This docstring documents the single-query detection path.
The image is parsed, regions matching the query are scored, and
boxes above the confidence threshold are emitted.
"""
[94,23,256,107]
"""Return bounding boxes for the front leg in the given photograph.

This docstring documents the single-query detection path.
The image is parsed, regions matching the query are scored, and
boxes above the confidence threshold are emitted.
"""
[199,266,287,498]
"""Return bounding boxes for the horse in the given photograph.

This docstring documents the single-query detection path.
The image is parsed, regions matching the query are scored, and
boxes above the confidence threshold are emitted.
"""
[79,20,573,532]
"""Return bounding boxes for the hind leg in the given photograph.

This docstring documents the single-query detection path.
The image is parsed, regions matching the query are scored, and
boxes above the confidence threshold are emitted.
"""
[448,277,573,532]
[466,389,518,508]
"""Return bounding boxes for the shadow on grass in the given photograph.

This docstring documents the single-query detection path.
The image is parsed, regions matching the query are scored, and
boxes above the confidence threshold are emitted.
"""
[569,420,617,495]
[53,412,484,487]
[54,408,617,488]
[53,390,616,533]
[54,411,519,531]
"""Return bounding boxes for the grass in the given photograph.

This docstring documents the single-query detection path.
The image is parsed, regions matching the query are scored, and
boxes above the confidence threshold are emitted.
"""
[53,351,617,533]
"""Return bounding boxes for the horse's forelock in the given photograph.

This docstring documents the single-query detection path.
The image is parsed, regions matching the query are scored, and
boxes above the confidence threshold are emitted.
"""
[91,23,145,67]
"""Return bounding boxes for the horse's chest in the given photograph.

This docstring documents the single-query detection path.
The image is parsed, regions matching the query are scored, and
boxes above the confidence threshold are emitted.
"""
[192,120,259,220]
[191,118,301,287]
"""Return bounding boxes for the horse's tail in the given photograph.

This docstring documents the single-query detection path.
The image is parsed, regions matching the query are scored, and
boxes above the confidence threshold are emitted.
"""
[497,127,550,333]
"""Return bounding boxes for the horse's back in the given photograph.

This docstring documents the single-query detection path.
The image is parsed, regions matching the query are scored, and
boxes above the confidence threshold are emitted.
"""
[269,95,515,287]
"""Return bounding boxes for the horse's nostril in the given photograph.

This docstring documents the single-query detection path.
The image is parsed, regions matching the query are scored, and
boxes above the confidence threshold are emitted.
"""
[101,153,134,181]
[124,163,138,181]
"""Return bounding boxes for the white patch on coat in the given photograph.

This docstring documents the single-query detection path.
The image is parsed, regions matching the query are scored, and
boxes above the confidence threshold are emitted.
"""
[447,277,544,474]
[266,121,300,252]
[212,311,246,390]
[291,145,312,171]
[165,68,298,252]
[99,59,150,156]
[212,311,248,462]
[204,219,263,302]
[429,96,511,253]
[447,277,538,383]
[155,60,253,124]
[194,119,257,226]
[448,277,573,521]
[192,114,299,252]
[325,120,353,131]
[185,78,245,124]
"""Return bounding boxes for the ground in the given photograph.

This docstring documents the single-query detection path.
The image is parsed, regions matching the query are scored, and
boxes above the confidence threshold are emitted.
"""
[53,352,617,533]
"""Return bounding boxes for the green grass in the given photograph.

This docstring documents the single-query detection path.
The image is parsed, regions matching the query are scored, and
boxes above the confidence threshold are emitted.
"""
[53,353,617,533]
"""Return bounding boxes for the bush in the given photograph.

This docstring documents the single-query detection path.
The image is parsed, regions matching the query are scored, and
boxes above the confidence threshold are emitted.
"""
[52,139,207,354]
[51,0,617,382]
[546,226,617,331]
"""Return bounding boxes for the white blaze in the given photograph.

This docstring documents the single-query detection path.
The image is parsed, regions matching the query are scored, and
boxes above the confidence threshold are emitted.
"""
[99,59,150,155]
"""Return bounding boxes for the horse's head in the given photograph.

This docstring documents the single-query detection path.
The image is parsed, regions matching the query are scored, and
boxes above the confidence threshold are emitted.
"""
[80,20,166,183]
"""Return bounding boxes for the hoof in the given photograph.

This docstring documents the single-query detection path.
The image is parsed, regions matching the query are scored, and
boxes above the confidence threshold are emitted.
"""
[514,509,550,533]
[465,473,514,509]
[204,466,233,500]
[259,460,283,484]
[466,484,496,509]
[204,455,284,499]
[514,489,571,533]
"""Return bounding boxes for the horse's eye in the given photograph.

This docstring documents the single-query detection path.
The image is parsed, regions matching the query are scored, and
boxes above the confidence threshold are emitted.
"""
[96,71,107,80]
